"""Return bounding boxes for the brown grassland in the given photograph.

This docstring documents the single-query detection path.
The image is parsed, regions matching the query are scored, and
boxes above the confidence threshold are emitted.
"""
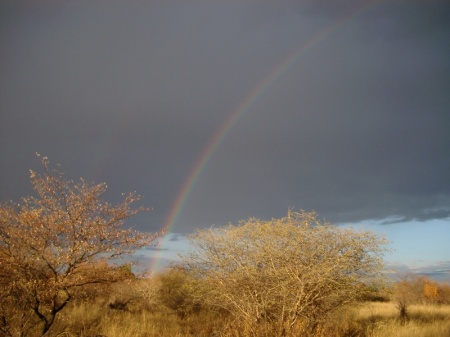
[37,278,450,337]
[44,299,450,337]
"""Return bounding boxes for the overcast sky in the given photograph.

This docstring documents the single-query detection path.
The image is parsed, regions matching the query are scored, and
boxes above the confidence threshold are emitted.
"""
[1,0,449,277]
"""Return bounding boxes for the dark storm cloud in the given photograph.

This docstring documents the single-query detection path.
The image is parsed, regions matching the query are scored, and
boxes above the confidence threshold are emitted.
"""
[1,0,449,232]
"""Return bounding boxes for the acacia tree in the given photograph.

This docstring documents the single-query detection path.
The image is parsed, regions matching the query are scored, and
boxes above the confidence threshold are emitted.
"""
[0,156,162,337]
[181,211,388,336]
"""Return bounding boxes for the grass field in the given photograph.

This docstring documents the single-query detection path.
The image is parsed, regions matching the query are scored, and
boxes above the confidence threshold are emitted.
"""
[47,301,450,337]
[359,302,450,337]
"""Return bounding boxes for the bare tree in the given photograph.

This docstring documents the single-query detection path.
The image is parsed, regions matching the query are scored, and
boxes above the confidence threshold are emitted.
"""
[392,273,443,322]
[181,211,388,336]
[0,156,162,337]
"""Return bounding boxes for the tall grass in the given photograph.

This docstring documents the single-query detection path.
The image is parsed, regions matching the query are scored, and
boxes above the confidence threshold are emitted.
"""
[49,302,224,337]
[363,303,450,337]
[47,301,450,337]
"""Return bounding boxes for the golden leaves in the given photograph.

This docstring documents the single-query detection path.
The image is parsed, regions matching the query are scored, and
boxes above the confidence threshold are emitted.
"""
[0,157,163,335]
[182,211,389,334]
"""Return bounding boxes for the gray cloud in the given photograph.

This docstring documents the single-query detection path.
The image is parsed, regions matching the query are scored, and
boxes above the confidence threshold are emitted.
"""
[1,0,449,233]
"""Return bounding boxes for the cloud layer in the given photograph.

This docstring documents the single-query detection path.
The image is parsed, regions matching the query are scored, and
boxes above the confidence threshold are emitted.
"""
[1,0,449,232]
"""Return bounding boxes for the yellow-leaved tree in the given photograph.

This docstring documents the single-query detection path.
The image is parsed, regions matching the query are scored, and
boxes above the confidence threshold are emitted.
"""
[0,156,162,337]
[181,211,389,336]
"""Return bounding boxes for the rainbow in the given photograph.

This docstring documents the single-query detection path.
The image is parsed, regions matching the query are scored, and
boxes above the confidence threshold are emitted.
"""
[150,0,382,272]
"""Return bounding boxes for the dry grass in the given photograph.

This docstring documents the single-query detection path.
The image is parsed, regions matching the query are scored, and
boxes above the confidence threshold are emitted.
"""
[52,304,178,337]
[46,301,450,337]
[291,302,450,337]
[362,303,450,337]
[367,320,450,337]
[49,302,224,337]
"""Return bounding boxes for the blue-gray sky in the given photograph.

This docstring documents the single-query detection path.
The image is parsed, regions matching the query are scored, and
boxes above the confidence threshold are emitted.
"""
[1,0,449,277]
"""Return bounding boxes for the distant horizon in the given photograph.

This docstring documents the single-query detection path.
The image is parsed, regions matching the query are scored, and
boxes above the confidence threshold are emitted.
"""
[137,218,450,283]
